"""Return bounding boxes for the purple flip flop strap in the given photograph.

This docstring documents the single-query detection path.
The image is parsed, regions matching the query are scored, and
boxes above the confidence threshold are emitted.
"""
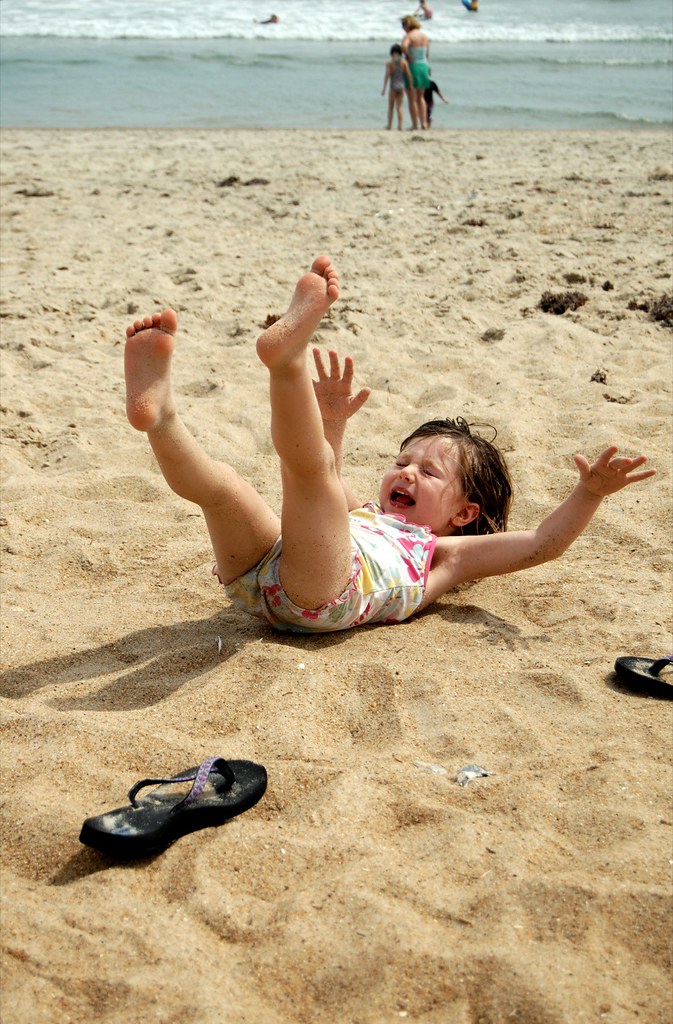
[128,757,236,810]
[649,654,673,676]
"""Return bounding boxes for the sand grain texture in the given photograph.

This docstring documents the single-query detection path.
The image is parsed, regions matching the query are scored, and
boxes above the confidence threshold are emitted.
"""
[1,129,672,1024]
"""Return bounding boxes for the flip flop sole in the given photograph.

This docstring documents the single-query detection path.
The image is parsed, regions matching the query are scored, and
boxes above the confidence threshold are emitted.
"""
[614,657,673,700]
[80,760,267,856]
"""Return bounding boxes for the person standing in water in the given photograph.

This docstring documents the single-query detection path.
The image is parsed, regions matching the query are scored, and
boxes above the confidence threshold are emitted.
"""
[424,77,449,127]
[415,1,433,19]
[401,15,431,129]
[382,44,411,130]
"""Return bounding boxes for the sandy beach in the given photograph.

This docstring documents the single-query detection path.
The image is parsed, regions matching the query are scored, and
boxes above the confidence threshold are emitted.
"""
[1,128,671,1024]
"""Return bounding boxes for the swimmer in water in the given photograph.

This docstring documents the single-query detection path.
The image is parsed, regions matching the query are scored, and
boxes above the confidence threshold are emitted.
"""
[255,14,279,24]
[415,1,433,19]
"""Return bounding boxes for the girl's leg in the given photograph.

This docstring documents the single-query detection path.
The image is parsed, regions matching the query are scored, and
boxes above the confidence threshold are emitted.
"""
[386,92,394,130]
[395,91,404,130]
[256,257,353,610]
[405,87,419,129]
[124,309,280,584]
[416,88,428,128]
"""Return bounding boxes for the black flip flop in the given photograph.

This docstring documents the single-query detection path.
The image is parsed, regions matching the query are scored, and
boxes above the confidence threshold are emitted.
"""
[614,655,673,699]
[79,756,267,856]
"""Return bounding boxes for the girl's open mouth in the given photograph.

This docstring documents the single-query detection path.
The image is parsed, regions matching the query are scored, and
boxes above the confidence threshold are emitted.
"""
[390,488,415,507]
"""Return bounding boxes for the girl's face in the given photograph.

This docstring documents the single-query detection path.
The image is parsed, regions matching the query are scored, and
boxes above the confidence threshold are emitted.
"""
[379,436,478,536]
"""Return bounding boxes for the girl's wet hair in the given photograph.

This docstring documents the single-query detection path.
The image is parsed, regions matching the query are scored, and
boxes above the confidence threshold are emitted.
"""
[400,417,512,535]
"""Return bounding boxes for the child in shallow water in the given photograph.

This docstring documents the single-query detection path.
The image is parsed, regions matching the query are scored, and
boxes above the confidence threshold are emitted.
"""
[382,44,411,131]
[124,255,655,634]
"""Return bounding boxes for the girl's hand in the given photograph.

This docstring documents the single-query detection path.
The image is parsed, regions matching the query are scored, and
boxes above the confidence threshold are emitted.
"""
[574,445,656,497]
[313,349,371,424]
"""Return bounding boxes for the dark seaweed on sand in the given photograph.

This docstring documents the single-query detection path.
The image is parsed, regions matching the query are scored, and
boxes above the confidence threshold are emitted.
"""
[538,291,588,315]
[648,294,673,327]
[627,293,673,328]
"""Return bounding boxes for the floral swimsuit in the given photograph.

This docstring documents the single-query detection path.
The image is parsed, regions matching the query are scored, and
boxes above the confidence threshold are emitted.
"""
[219,500,436,633]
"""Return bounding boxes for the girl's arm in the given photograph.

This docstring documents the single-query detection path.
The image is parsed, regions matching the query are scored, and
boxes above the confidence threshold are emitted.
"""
[382,62,390,94]
[312,349,371,511]
[422,446,655,606]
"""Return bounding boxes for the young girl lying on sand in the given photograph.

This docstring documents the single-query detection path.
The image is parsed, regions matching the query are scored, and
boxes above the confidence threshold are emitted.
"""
[124,255,655,633]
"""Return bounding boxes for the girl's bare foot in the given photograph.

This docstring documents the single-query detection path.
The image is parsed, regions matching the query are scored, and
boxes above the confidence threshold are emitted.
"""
[256,255,339,371]
[124,309,178,431]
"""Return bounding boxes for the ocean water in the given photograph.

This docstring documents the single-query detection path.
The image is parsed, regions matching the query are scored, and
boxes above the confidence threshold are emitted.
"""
[1,0,671,129]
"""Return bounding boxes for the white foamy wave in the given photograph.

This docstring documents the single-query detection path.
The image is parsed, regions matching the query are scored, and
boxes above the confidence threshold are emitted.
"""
[1,0,671,43]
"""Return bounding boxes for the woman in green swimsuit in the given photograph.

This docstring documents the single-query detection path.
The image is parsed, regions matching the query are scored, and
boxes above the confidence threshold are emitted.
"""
[401,16,431,129]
